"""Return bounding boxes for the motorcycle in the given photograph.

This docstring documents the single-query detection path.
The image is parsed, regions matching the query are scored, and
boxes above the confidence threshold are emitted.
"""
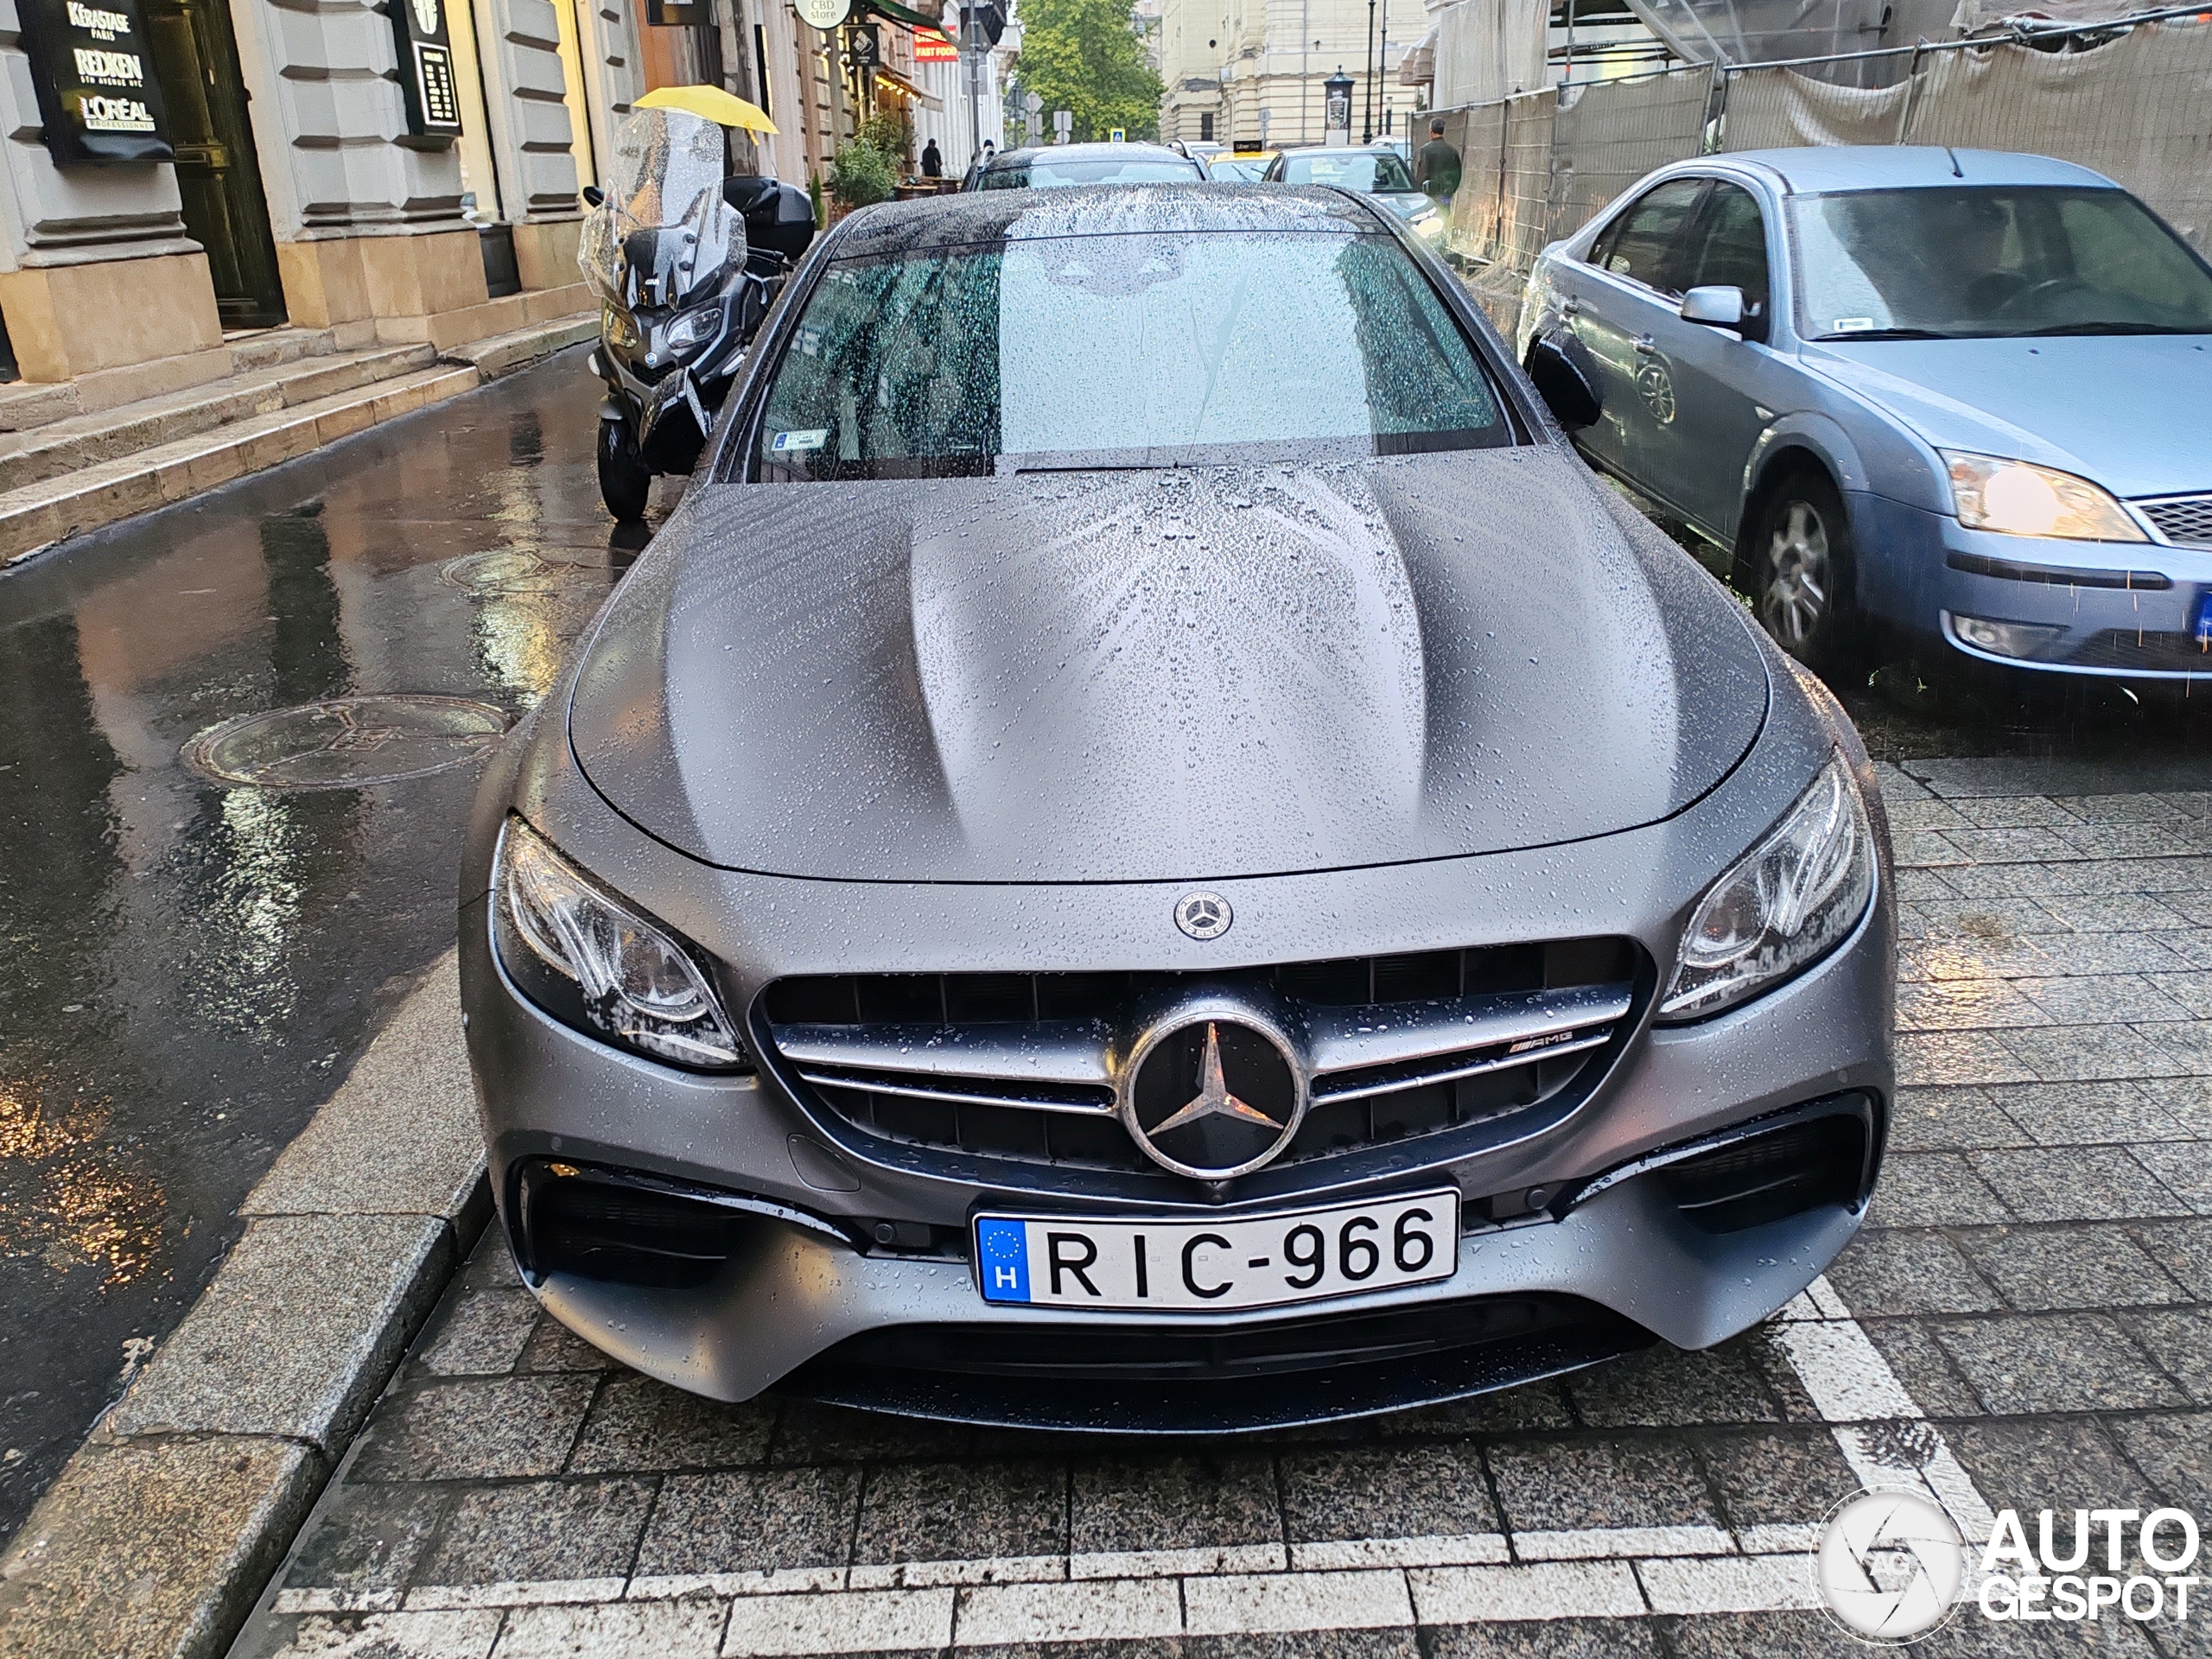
[578,105,815,521]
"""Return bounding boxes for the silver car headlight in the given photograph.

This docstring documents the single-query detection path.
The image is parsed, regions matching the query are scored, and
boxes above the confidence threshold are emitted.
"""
[1658,755,1874,1022]
[491,817,748,1070]
[1942,451,2146,543]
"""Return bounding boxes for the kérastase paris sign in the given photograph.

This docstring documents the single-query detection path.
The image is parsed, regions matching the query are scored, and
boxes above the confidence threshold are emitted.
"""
[16,0,173,165]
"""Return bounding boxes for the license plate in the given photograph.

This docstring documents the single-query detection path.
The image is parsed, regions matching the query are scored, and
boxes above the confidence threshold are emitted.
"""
[973,1189,1460,1313]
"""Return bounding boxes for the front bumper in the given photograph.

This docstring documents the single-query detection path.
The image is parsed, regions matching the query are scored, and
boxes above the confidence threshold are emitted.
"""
[1849,491,2212,677]
[461,866,1892,1427]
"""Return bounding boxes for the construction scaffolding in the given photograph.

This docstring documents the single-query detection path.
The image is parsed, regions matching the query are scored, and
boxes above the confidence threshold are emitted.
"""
[1435,5,2212,334]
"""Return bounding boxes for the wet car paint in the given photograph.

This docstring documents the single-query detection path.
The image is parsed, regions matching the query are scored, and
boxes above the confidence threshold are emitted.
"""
[0,352,638,1540]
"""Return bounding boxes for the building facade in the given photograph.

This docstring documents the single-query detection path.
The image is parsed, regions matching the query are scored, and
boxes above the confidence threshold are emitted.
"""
[1158,0,1427,149]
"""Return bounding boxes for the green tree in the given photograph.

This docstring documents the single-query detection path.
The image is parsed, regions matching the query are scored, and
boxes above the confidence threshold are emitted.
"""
[1012,0,1163,143]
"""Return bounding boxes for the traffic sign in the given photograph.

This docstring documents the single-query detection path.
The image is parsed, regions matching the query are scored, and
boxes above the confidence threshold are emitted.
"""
[1109,127,1125,142]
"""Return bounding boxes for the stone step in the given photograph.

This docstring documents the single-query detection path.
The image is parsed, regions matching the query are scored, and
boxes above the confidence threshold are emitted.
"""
[0,361,486,564]
[0,343,437,490]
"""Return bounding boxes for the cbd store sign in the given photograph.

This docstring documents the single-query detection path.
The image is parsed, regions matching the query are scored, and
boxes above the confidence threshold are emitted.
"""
[16,0,173,165]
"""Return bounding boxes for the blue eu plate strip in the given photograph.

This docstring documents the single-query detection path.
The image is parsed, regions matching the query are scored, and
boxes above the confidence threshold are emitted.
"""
[2196,592,2212,651]
[976,1219,1030,1302]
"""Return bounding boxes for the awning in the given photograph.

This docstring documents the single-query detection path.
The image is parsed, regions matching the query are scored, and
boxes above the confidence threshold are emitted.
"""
[874,64,945,110]
[866,0,946,31]
[1399,22,1437,85]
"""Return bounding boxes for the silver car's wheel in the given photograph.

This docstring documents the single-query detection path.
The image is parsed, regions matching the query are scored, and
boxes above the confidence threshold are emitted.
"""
[1761,501,1830,646]
[1751,473,1858,674]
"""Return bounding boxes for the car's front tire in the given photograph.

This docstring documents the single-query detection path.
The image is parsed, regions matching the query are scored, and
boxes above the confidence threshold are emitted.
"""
[1750,468,1859,677]
[598,416,652,523]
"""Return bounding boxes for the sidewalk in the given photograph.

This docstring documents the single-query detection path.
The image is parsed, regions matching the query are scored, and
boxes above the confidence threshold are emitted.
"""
[0,315,595,565]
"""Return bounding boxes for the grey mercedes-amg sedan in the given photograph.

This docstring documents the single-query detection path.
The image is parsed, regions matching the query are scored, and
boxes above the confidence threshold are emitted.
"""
[458,185,1895,1432]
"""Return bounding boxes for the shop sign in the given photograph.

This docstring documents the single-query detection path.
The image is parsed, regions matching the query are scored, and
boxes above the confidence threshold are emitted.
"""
[912,26,958,59]
[390,0,463,140]
[646,0,711,25]
[793,0,852,29]
[15,0,173,167]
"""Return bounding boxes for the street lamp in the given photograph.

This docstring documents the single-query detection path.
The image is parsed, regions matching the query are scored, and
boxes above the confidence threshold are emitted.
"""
[1362,0,1374,143]
[1323,67,1351,142]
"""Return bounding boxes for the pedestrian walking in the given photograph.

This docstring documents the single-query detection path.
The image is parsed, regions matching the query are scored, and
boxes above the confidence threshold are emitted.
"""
[1415,115,1460,205]
[921,138,942,178]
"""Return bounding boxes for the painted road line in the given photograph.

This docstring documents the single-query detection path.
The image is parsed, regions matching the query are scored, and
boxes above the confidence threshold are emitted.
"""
[1179,1567,1416,1636]
[1069,1541,1287,1578]
[1406,1560,1647,1623]
[721,1586,954,1656]
[1289,1532,1510,1570]
[1636,1553,1825,1615]
[951,1577,1184,1646]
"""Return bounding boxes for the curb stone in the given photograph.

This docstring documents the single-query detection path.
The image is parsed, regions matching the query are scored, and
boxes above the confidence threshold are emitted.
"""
[0,949,487,1659]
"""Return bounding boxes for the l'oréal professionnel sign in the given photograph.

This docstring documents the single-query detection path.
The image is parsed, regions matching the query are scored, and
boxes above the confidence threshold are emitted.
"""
[16,0,174,166]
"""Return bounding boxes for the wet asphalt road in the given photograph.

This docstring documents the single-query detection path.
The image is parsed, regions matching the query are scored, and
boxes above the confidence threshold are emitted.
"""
[0,349,661,1541]
[3,346,2212,1559]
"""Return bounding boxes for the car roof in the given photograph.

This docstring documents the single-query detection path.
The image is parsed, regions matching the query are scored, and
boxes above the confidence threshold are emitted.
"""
[1720,145,2116,194]
[830,185,1390,257]
[985,142,1198,167]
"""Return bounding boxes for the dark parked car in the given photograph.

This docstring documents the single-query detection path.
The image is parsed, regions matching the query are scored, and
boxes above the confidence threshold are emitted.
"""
[970,142,1205,189]
[461,186,1894,1432]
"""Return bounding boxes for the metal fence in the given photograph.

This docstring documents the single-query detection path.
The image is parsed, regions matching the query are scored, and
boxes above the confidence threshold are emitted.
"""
[1439,5,2212,336]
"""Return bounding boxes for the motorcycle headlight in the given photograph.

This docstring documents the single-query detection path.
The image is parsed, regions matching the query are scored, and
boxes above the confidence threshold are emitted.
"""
[491,817,748,1070]
[662,307,721,354]
[1942,451,2146,543]
[1659,755,1875,1022]
[602,305,640,352]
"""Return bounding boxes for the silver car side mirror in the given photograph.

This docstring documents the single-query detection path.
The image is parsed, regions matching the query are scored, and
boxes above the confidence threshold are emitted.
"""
[1681,284,1746,330]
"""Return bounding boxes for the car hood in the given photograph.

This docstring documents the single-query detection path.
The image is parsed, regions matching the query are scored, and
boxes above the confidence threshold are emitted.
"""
[1801,335,2212,498]
[1370,190,1432,219]
[569,450,1770,882]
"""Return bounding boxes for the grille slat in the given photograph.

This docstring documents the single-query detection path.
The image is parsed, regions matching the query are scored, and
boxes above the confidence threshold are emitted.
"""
[2137,493,2212,548]
[760,940,1640,1179]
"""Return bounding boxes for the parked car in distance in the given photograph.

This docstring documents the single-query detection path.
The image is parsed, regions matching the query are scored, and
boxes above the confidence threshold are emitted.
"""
[972,142,1206,189]
[1264,146,1443,240]
[1518,147,2212,679]
[1208,151,1276,183]
[460,183,1894,1434]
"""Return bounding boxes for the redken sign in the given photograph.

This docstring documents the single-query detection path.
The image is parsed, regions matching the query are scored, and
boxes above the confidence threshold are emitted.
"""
[16,0,174,166]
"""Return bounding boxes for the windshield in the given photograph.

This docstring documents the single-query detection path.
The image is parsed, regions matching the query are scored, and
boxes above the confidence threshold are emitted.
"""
[1791,186,2212,340]
[753,231,1508,480]
[1209,157,1269,182]
[981,157,1205,188]
[1280,152,1415,193]
[578,107,735,308]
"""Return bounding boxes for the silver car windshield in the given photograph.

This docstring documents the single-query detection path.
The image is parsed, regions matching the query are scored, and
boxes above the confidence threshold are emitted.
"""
[1280,152,1414,193]
[981,159,1204,188]
[754,231,1508,480]
[1790,185,2212,340]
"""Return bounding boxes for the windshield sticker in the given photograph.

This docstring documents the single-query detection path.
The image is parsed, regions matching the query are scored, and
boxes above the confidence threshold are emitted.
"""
[1831,317,1876,333]
[771,429,829,453]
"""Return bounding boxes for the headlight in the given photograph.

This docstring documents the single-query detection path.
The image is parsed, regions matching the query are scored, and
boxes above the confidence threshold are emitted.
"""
[491,817,747,1070]
[602,305,639,352]
[1659,755,1875,1022]
[1942,451,2146,543]
[662,307,721,354]
[1949,614,2065,661]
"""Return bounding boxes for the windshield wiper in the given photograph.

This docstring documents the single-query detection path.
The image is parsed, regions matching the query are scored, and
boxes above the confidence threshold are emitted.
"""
[1809,327,1954,341]
[2015,321,2205,337]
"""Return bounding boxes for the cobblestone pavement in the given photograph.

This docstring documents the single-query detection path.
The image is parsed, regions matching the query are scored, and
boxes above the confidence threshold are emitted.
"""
[230,757,2212,1658]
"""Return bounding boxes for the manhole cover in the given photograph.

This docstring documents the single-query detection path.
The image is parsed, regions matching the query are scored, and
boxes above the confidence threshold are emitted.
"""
[441,549,595,595]
[182,696,512,790]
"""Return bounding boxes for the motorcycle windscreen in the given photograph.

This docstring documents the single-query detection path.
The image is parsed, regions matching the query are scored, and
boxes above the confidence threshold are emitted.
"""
[577,107,742,307]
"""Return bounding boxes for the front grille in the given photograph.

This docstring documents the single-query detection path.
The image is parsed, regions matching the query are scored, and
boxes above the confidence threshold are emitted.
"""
[2138,493,2212,548]
[2067,628,2212,674]
[759,939,1641,1180]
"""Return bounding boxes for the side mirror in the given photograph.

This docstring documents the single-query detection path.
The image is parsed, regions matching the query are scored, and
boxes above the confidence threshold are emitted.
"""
[1524,334,1600,430]
[1681,284,1745,330]
[582,185,605,208]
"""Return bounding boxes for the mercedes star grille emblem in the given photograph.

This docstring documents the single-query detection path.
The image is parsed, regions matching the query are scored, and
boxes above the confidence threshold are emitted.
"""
[1119,1000,1306,1180]
[1174,892,1231,940]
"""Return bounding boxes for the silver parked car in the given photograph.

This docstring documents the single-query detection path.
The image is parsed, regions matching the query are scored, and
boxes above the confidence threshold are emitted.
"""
[1518,148,2212,678]
[460,186,1894,1432]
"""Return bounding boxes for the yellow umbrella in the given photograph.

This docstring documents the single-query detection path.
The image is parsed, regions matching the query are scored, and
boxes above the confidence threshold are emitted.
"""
[634,84,778,135]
